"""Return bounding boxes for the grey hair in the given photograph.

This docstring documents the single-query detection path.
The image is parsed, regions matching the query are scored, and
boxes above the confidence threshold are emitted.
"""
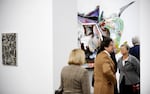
[132,36,140,45]
[120,44,130,52]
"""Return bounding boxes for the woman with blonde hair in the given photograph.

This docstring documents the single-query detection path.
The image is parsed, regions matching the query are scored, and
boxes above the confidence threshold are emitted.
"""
[59,49,90,94]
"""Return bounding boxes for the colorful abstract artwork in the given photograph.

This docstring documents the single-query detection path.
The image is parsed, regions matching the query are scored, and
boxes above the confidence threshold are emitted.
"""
[78,1,135,64]
[100,17,124,53]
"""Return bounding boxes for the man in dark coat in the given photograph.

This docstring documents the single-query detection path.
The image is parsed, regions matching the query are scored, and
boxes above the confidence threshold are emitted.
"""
[129,36,140,60]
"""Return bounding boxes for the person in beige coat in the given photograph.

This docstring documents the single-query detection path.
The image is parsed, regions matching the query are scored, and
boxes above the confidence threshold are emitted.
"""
[59,49,90,94]
[94,37,116,94]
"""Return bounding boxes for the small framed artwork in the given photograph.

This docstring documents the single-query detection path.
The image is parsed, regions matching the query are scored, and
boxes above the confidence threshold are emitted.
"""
[2,33,17,66]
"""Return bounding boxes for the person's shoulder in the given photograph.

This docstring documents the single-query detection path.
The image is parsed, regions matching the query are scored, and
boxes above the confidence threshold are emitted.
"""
[135,45,140,47]
[129,54,137,59]
[61,65,70,71]
[130,45,140,50]
[130,47,134,50]
[135,45,140,49]
[75,67,88,75]
[100,51,109,58]
[78,66,88,72]
[80,68,88,77]
[96,51,105,59]
[63,65,69,68]
[65,65,86,71]
[129,54,139,62]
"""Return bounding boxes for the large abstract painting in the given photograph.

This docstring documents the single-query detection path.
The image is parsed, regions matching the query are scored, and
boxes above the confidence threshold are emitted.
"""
[2,33,17,66]
[77,1,136,69]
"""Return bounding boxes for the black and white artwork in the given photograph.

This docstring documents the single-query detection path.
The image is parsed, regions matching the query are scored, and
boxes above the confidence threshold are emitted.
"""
[2,33,17,66]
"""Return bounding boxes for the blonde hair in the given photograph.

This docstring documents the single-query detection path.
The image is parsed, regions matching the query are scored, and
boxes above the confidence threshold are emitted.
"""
[68,49,85,65]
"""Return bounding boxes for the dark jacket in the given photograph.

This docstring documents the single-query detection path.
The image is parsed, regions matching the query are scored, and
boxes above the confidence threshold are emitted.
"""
[129,45,140,60]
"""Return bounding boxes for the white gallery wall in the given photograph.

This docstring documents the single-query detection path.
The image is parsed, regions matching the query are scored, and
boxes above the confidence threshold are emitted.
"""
[140,0,150,94]
[0,0,52,94]
[53,0,77,91]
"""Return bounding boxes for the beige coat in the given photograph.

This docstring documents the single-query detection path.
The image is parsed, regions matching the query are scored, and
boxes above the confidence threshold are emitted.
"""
[94,51,116,94]
[60,65,90,94]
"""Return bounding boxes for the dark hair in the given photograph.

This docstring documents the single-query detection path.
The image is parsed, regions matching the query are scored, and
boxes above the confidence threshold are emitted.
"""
[97,37,113,54]
[104,28,110,37]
